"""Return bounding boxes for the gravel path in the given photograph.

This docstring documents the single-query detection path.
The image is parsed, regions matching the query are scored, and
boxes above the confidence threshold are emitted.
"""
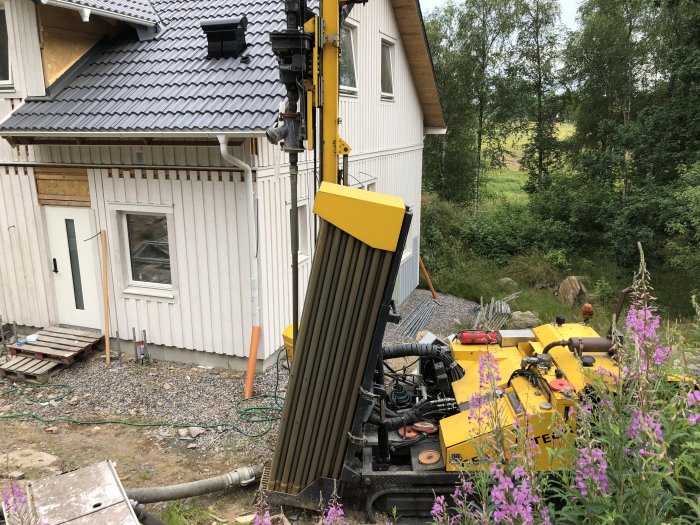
[383,289,478,344]
[0,289,476,458]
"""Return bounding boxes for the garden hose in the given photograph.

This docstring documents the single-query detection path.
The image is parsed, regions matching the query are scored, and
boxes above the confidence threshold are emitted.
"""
[0,349,288,438]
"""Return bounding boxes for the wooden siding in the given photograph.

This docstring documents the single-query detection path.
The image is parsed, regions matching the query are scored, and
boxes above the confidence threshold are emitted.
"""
[89,165,254,358]
[4,0,46,98]
[0,166,54,327]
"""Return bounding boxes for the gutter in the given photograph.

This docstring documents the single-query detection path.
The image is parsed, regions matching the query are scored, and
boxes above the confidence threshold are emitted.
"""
[217,135,261,399]
[0,130,267,139]
[39,0,158,27]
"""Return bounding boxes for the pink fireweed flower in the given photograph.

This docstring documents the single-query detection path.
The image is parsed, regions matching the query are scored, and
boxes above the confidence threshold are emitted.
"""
[431,494,447,524]
[323,497,346,525]
[686,390,700,426]
[572,447,610,498]
[489,463,550,525]
[253,510,272,525]
[625,305,671,369]
[627,409,664,457]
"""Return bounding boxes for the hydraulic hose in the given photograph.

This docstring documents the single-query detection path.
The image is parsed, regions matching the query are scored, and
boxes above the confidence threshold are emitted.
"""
[382,344,465,381]
[125,465,262,504]
[131,502,168,525]
[542,340,568,354]
[368,398,457,430]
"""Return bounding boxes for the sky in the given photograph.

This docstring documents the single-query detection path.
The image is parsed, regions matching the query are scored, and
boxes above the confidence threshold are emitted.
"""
[419,0,582,29]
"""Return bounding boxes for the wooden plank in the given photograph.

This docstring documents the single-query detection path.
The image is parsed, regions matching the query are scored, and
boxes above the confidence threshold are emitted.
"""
[41,326,102,339]
[12,344,76,358]
[32,336,85,350]
[37,199,91,207]
[39,327,98,341]
[38,331,97,345]
[0,357,62,384]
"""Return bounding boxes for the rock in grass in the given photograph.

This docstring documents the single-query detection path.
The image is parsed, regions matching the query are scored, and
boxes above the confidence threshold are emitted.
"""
[558,276,588,306]
[497,277,518,288]
[188,427,205,438]
[505,311,542,329]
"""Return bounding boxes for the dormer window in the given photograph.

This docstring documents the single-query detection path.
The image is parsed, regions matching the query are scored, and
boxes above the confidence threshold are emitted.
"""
[0,5,12,88]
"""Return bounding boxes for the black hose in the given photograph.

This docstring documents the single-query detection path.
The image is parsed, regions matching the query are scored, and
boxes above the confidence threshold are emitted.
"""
[132,502,168,525]
[542,340,568,354]
[382,344,465,381]
[367,398,457,430]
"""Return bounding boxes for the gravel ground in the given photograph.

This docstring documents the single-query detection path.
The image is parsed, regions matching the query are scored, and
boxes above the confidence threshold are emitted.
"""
[0,289,476,458]
[383,289,478,344]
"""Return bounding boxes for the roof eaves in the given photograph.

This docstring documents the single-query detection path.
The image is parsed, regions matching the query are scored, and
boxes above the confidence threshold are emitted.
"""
[40,0,158,27]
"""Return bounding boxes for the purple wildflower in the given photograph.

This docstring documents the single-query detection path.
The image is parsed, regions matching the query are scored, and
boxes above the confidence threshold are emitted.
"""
[625,305,671,371]
[627,409,664,458]
[323,496,346,525]
[572,447,610,498]
[686,390,700,426]
[253,510,272,525]
[489,463,549,525]
[431,494,447,524]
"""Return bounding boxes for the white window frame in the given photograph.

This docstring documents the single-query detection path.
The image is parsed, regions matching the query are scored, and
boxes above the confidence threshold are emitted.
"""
[289,200,311,264]
[339,22,358,96]
[108,202,177,300]
[0,3,13,90]
[380,37,395,101]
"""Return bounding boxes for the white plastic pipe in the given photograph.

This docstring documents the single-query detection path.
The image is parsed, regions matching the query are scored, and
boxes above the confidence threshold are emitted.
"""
[218,136,261,398]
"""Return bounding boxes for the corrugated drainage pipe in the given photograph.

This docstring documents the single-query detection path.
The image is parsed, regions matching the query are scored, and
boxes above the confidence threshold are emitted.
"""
[126,465,262,504]
[218,135,261,399]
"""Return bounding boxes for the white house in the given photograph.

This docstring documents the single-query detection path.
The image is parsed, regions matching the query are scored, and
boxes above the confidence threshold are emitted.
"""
[0,0,445,367]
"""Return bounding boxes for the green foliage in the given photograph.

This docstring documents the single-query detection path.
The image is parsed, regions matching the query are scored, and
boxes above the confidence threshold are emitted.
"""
[160,500,210,525]
[594,276,614,299]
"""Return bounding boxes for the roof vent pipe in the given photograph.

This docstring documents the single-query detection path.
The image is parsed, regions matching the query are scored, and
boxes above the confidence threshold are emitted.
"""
[200,16,248,58]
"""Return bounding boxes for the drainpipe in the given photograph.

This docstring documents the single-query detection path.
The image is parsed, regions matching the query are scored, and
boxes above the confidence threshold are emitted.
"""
[218,135,260,399]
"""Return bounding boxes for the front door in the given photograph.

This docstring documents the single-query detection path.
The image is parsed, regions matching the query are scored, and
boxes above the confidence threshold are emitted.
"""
[45,206,101,329]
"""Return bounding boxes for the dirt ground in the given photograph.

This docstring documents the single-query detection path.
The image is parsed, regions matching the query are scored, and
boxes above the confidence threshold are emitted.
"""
[0,418,260,523]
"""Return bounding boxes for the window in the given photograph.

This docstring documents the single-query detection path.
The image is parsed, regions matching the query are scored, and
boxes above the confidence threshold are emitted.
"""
[339,25,357,94]
[125,214,172,285]
[366,182,377,192]
[380,39,394,99]
[292,203,310,259]
[0,6,11,87]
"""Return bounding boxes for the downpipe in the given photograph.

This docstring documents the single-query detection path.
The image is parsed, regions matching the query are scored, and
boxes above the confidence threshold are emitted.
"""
[218,135,261,399]
[126,465,262,504]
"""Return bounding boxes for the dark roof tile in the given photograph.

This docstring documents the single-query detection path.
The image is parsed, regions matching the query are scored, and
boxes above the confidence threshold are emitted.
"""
[1,0,289,134]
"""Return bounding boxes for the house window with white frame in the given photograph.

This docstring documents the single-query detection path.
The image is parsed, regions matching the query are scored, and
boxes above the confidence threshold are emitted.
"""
[380,39,394,100]
[125,214,172,285]
[0,5,12,88]
[297,203,310,257]
[339,25,357,94]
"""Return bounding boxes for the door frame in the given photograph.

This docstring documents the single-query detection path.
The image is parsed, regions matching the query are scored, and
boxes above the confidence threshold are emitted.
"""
[42,205,103,330]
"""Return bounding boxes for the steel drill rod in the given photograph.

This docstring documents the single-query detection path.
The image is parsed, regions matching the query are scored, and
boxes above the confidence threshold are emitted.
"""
[278,229,345,492]
[300,241,368,489]
[269,222,331,487]
[332,252,393,478]
[318,247,383,477]
[283,230,349,491]
[325,250,390,477]
[288,234,356,492]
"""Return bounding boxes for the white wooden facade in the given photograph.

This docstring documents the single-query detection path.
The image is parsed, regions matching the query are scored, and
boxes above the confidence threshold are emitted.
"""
[0,0,429,364]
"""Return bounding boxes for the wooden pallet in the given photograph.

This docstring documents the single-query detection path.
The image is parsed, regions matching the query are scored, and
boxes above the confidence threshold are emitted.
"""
[0,356,62,384]
[9,326,103,365]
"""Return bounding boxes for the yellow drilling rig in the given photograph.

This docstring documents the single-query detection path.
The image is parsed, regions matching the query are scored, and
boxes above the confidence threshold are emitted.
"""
[262,0,627,518]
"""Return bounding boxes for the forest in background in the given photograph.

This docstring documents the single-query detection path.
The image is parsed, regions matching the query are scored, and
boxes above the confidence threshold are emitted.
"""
[420,0,700,320]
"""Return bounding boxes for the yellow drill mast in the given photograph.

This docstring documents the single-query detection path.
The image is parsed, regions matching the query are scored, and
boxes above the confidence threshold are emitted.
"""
[268,0,364,346]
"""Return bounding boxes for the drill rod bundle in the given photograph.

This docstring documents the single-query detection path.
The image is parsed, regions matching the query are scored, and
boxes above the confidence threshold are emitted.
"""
[269,220,394,493]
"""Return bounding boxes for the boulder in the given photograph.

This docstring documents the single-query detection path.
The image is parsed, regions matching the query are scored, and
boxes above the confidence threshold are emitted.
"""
[558,276,588,306]
[505,311,542,329]
[497,277,518,288]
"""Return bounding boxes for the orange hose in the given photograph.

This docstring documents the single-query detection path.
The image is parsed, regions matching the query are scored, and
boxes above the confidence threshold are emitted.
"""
[419,256,438,301]
[244,325,261,399]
